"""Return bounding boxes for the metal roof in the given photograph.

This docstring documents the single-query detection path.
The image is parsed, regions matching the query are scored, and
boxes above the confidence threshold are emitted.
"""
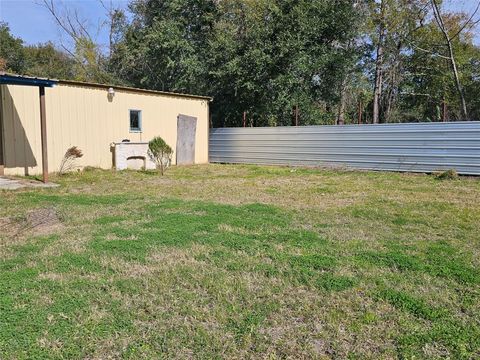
[0,73,58,87]
[0,72,211,101]
[58,79,213,101]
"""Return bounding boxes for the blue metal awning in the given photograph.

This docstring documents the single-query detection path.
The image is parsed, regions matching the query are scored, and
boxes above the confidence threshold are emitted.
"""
[0,73,57,87]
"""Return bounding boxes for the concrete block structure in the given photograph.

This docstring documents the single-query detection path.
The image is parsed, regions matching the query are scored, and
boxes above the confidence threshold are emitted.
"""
[114,142,156,171]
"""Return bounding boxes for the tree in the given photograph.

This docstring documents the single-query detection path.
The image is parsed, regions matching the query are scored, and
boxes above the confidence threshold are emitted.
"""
[148,136,173,175]
[367,0,429,124]
[0,22,26,73]
[24,42,75,79]
[403,10,479,121]
[3,0,474,126]
[110,0,360,127]
[371,0,386,124]
[209,0,360,126]
[110,0,217,92]
[41,0,117,83]
[0,21,98,82]
[99,0,128,58]
[430,0,469,119]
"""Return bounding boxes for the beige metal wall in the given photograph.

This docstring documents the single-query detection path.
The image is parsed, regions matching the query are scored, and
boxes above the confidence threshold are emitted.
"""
[0,83,209,175]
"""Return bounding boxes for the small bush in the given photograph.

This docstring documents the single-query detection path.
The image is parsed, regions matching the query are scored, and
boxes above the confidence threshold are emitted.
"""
[82,166,102,173]
[434,169,458,180]
[59,146,83,175]
[148,136,173,175]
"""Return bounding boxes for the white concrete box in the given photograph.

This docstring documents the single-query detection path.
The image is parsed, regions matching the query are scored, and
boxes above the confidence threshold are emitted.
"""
[114,142,156,171]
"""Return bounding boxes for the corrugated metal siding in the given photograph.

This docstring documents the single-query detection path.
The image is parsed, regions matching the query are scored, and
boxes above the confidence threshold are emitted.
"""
[1,83,210,175]
[209,122,480,175]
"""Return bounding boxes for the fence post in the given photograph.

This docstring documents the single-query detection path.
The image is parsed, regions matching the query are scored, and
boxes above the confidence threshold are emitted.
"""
[292,105,299,126]
[442,99,447,122]
[358,99,362,125]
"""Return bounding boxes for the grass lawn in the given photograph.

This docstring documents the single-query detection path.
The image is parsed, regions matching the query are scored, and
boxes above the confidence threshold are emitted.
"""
[1,164,479,359]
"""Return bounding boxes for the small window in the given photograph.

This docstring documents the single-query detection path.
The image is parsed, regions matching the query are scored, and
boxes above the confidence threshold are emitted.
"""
[129,110,142,132]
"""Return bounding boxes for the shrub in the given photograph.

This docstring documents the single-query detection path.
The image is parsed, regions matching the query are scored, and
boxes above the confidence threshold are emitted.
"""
[434,169,458,180]
[59,146,83,174]
[148,136,173,175]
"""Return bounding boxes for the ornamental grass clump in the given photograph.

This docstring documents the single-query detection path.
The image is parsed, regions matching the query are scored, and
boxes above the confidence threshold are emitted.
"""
[58,146,83,174]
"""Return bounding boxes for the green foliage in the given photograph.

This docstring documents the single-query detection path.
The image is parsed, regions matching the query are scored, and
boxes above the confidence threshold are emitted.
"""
[401,12,480,121]
[72,37,116,83]
[110,0,217,92]
[0,20,119,83]
[23,42,75,79]
[109,0,480,125]
[110,0,360,126]
[0,22,26,73]
[2,1,480,125]
[148,136,173,174]
[0,21,114,83]
[434,169,459,180]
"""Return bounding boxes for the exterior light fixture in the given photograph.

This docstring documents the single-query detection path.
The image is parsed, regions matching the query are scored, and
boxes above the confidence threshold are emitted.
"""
[108,87,115,96]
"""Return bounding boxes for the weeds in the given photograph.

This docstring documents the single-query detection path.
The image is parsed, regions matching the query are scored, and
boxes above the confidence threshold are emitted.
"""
[434,169,459,180]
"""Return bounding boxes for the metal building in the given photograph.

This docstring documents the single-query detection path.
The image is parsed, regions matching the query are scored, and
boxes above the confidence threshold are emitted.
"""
[0,73,211,180]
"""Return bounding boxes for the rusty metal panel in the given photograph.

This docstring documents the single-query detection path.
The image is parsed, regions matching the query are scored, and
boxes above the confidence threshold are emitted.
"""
[209,122,480,175]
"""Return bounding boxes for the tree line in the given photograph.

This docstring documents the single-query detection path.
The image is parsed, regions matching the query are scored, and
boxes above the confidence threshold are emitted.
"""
[1,0,479,127]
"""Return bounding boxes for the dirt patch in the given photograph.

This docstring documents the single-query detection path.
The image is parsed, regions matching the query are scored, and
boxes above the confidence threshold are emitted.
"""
[0,208,63,257]
[1,208,64,240]
[25,208,64,236]
[0,217,22,238]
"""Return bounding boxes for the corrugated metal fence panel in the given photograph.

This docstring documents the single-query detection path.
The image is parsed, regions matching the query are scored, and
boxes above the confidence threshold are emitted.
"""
[209,122,480,175]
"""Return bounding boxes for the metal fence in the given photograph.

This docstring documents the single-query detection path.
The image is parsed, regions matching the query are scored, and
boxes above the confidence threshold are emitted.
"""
[209,121,480,175]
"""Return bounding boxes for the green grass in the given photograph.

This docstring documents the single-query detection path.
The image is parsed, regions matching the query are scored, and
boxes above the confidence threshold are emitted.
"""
[1,164,479,359]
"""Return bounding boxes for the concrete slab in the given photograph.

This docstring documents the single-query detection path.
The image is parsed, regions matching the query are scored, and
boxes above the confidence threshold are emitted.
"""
[0,177,59,190]
[0,177,24,190]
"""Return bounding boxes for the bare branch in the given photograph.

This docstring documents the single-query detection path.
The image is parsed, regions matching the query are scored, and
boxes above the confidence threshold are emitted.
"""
[430,0,468,118]
[59,43,88,72]
[41,0,76,39]
[407,40,451,60]
[400,92,432,97]
[448,0,480,42]
[73,9,92,40]
[41,0,94,43]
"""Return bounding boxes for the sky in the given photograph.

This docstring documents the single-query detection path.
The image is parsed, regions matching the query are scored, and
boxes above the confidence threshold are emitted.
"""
[0,0,479,51]
[0,0,129,53]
